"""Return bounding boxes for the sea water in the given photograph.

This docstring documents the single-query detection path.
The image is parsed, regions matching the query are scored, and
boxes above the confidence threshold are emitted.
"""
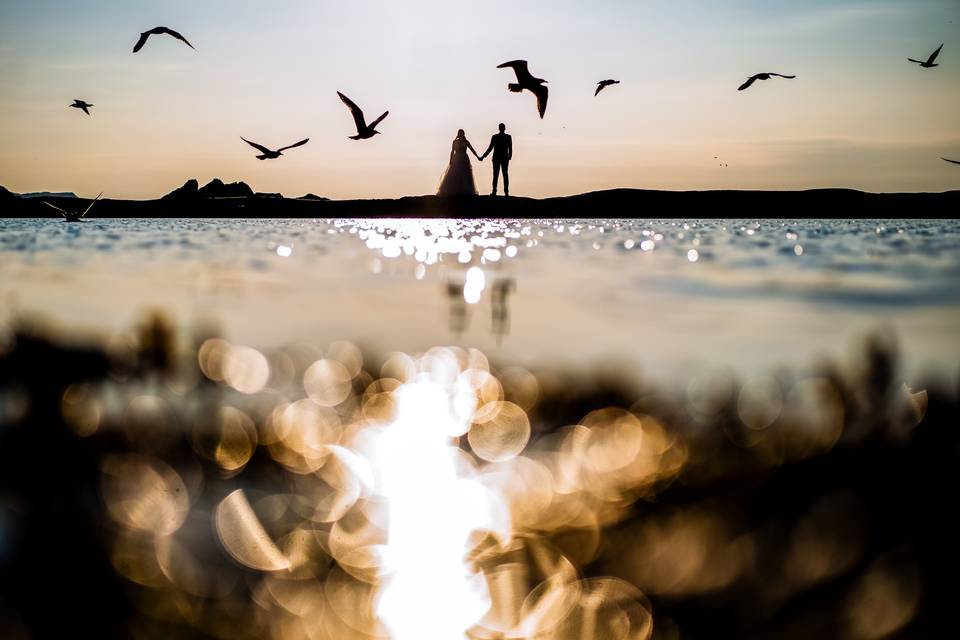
[2,216,959,640]
[1,217,959,380]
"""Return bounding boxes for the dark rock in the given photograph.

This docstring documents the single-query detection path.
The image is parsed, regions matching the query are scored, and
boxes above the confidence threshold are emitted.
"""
[254,192,283,199]
[297,193,329,201]
[161,178,199,200]
[162,178,252,200]
[197,179,253,198]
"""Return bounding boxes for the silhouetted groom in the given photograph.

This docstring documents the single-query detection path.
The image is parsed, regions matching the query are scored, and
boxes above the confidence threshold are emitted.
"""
[480,123,512,196]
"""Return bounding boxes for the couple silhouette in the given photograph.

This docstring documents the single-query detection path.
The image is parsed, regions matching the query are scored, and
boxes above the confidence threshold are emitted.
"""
[437,124,512,197]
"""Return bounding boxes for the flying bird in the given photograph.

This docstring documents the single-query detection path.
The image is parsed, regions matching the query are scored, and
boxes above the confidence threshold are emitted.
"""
[738,72,796,91]
[133,27,195,53]
[44,193,102,222]
[497,60,548,118]
[942,157,960,165]
[240,137,309,160]
[337,92,389,140]
[908,44,943,68]
[595,79,620,96]
[70,99,93,115]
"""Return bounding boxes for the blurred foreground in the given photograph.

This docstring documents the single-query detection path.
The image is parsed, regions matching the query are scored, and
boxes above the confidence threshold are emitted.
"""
[0,313,957,639]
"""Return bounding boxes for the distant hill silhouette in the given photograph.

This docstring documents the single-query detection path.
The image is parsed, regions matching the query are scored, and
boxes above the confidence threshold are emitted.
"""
[197,179,253,198]
[161,178,254,200]
[2,179,958,219]
[161,178,199,200]
[19,191,78,199]
[1,185,18,203]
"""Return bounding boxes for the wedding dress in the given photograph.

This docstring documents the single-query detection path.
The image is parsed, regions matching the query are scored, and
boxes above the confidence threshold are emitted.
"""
[437,136,478,196]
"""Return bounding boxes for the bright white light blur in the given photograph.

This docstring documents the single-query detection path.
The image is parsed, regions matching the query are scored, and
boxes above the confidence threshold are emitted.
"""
[374,379,505,640]
[383,243,402,258]
[687,249,699,262]
[338,219,525,270]
[464,267,485,305]
[276,245,292,257]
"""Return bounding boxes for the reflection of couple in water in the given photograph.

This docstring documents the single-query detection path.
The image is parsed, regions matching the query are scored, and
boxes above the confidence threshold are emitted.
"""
[437,123,512,197]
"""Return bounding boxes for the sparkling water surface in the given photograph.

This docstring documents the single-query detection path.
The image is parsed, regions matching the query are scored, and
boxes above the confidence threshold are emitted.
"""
[0,217,957,640]
[2,217,959,379]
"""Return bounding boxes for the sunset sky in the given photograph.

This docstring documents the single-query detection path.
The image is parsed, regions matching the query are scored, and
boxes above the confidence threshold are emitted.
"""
[1,0,958,199]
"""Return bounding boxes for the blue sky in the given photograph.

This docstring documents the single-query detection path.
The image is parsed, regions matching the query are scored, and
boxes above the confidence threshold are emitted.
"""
[1,0,958,198]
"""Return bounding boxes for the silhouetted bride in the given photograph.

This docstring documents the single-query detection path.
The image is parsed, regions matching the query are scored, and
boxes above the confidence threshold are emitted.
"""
[437,129,480,196]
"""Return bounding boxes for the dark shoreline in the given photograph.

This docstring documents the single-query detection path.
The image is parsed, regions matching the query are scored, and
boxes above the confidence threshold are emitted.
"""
[4,186,960,219]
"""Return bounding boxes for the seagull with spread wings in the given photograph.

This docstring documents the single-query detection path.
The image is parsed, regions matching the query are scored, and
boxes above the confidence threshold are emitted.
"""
[70,99,93,115]
[44,193,102,222]
[133,27,195,53]
[738,72,796,91]
[595,79,620,96]
[497,60,548,118]
[337,92,389,140]
[240,137,309,160]
[909,43,943,68]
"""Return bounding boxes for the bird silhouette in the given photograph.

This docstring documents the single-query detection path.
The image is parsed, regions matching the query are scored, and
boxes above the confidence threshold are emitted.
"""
[240,137,309,160]
[908,44,943,68]
[595,79,620,96]
[942,157,960,165]
[70,99,93,115]
[133,27,195,53]
[44,193,101,222]
[497,60,548,118]
[738,72,796,91]
[337,92,389,140]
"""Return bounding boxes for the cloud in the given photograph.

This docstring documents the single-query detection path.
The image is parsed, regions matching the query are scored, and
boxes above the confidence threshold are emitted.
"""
[757,135,960,154]
[46,60,184,72]
[47,62,102,71]
[738,136,960,191]
[759,1,913,35]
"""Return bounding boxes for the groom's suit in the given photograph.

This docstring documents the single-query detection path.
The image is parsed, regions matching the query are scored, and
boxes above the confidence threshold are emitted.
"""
[482,132,512,195]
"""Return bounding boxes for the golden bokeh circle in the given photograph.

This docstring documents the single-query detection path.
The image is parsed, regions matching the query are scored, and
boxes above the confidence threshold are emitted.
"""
[469,401,531,463]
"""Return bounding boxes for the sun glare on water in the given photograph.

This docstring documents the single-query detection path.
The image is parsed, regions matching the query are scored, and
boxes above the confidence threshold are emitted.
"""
[374,379,505,639]
[172,335,667,639]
